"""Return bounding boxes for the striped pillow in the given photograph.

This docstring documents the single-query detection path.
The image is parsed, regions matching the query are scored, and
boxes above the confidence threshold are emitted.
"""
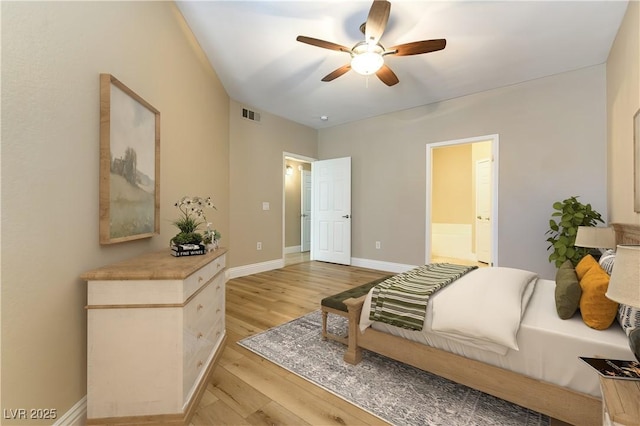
[618,304,640,337]
[598,249,616,275]
[600,249,640,336]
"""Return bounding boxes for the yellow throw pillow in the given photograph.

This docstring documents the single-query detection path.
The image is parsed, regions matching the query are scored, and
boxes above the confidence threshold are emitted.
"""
[579,263,618,330]
[575,254,598,280]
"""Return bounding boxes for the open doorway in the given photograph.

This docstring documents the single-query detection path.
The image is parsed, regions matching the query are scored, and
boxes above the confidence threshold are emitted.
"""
[283,152,315,265]
[426,135,499,267]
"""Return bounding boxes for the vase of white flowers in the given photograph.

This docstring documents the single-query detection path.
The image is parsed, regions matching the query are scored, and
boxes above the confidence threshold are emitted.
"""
[202,222,222,252]
[170,196,216,256]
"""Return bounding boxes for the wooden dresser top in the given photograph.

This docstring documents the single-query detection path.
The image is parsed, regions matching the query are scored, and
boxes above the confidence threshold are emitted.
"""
[81,248,227,281]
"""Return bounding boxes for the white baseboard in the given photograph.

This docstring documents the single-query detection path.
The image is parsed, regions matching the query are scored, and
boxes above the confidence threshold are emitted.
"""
[284,245,302,254]
[227,258,285,279]
[54,396,86,426]
[227,257,414,279]
[351,258,417,274]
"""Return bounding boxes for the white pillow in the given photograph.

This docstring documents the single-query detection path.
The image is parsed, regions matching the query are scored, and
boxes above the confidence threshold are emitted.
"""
[431,267,538,355]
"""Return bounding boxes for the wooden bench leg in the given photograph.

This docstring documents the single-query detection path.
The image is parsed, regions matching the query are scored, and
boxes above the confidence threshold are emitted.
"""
[343,297,364,364]
[321,309,328,341]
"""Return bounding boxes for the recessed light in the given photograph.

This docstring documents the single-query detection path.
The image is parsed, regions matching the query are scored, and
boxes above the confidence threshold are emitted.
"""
[320,115,328,121]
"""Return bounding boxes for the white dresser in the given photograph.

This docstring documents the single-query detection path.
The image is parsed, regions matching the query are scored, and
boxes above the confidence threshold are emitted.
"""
[81,248,227,425]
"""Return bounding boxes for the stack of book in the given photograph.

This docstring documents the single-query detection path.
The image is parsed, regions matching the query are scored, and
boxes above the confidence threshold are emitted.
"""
[171,243,206,257]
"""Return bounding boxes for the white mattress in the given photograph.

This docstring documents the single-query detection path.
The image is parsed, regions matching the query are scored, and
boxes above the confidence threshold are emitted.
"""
[360,277,633,397]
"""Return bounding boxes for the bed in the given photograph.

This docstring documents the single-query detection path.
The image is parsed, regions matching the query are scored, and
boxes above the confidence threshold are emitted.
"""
[342,223,640,426]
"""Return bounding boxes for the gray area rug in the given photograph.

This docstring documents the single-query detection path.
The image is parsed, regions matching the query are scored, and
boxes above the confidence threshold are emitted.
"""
[238,310,549,426]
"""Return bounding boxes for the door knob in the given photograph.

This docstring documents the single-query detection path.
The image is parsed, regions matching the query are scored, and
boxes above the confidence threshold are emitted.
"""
[342,214,350,219]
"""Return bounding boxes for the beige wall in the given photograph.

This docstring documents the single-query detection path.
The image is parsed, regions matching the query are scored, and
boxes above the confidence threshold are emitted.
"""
[608,0,640,225]
[432,144,473,224]
[229,100,317,267]
[319,65,608,280]
[1,1,229,422]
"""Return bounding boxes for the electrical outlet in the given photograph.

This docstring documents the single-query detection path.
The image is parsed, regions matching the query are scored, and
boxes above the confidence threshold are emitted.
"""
[257,242,262,250]
[375,241,381,249]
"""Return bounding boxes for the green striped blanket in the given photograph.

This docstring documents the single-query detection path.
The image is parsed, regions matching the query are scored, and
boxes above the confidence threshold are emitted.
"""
[369,263,478,331]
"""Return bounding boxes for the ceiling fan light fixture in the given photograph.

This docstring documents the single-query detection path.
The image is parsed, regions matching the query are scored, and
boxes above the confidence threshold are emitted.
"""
[351,42,384,76]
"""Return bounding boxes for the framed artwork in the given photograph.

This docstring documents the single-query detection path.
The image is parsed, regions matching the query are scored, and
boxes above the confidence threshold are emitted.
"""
[99,74,160,244]
[635,108,640,213]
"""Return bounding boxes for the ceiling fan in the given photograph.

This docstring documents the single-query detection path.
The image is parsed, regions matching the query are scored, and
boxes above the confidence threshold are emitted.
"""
[296,0,446,86]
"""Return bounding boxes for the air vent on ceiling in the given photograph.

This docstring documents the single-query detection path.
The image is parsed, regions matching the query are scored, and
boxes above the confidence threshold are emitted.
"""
[242,108,261,123]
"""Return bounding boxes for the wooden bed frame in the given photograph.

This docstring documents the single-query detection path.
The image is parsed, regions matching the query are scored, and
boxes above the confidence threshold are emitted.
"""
[342,223,640,426]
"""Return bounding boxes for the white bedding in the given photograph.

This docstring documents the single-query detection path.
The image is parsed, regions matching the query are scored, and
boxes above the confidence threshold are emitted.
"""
[431,267,537,354]
[359,273,633,397]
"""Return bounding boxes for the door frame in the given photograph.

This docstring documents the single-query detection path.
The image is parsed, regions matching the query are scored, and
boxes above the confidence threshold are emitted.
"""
[282,152,316,262]
[475,158,492,263]
[301,169,312,252]
[425,134,499,266]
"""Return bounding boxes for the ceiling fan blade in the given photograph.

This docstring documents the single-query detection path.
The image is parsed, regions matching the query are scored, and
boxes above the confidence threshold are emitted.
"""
[376,64,399,86]
[322,64,352,82]
[365,0,391,44]
[296,36,351,53]
[388,39,447,56]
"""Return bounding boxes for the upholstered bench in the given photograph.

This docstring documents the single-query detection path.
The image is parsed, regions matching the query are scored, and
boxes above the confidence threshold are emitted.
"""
[320,276,391,344]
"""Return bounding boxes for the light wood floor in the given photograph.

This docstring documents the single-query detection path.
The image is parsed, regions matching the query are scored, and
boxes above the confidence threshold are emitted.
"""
[284,251,310,266]
[191,260,570,426]
[190,261,391,426]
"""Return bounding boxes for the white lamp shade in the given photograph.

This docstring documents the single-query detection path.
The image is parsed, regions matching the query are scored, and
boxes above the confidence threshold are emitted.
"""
[574,226,616,249]
[606,245,640,308]
[350,42,384,76]
[351,52,384,75]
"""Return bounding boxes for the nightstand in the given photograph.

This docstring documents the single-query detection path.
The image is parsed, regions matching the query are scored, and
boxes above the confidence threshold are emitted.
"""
[599,376,640,425]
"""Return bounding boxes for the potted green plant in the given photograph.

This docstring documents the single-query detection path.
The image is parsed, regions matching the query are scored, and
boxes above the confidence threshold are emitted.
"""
[202,223,222,251]
[545,196,604,267]
[171,196,216,256]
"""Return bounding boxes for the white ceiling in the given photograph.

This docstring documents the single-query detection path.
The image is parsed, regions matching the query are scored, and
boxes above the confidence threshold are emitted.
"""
[176,1,628,129]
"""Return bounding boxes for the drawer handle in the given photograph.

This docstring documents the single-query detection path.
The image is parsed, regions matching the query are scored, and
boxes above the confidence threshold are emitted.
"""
[198,276,203,283]
[216,308,221,313]
[197,360,203,369]
[197,332,203,339]
[197,304,204,311]
[216,331,221,337]
[216,285,221,291]
[216,263,221,268]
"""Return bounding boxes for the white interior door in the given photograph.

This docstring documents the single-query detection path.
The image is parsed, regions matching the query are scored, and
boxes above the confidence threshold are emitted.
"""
[312,157,351,265]
[301,170,311,252]
[475,158,492,264]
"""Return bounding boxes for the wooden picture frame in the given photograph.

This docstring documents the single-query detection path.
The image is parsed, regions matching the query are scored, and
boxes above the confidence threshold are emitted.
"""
[635,108,640,213]
[99,74,160,244]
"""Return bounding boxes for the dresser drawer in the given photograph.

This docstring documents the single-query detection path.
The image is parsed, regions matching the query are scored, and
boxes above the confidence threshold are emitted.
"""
[183,316,224,400]
[183,253,226,300]
[182,273,225,402]
[185,274,224,336]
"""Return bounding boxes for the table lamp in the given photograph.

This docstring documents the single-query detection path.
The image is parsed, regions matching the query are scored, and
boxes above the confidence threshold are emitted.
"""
[605,245,640,362]
[574,226,616,260]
